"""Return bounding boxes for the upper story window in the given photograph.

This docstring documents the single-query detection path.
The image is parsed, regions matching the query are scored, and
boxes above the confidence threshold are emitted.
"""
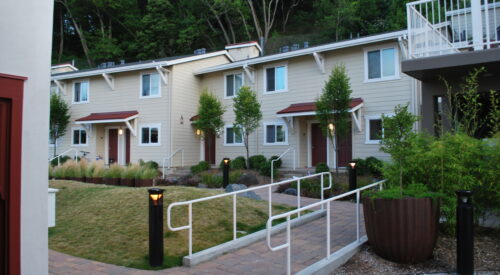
[265,65,287,93]
[140,124,160,146]
[224,125,243,146]
[141,73,161,98]
[72,128,87,146]
[264,123,287,145]
[225,72,243,98]
[73,81,89,103]
[365,47,399,82]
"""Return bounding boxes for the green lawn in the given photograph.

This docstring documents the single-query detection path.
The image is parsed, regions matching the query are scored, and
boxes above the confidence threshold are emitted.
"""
[49,180,294,269]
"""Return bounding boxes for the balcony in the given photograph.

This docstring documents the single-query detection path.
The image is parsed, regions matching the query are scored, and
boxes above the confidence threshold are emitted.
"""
[407,0,500,59]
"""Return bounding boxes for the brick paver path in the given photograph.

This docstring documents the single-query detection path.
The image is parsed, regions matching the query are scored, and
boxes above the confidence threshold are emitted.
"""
[50,190,365,275]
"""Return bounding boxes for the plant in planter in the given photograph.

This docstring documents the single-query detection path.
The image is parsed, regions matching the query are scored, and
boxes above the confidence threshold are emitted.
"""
[362,104,440,264]
[136,168,158,187]
[121,164,140,187]
[89,161,105,184]
[76,159,88,182]
[61,160,79,181]
[104,164,123,186]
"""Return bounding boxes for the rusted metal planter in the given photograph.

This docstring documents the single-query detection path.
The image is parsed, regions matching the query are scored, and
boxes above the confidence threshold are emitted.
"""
[121,178,135,187]
[362,197,440,263]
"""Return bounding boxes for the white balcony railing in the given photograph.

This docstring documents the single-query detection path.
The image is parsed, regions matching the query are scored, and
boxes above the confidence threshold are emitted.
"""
[407,0,500,58]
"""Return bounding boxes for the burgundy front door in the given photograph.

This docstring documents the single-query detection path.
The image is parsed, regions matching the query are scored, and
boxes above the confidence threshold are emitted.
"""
[0,99,11,274]
[311,123,327,166]
[204,132,216,165]
[108,129,118,164]
[337,125,352,167]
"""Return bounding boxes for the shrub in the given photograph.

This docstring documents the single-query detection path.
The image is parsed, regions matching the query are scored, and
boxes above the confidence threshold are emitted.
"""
[231,156,246,169]
[191,161,210,174]
[270,156,282,168]
[291,178,332,199]
[229,171,242,184]
[315,162,329,173]
[144,160,159,170]
[248,155,266,169]
[50,155,72,167]
[365,156,383,178]
[201,174,223,188]
[352,158,367,175]
[139,168,158,179]
[48,165,55,179]
[91,161,106,178]
[61,160,80,178]
[104,164,123,179]
[122,164,141,179]
[258,161,273,177]
[77,159,89,178]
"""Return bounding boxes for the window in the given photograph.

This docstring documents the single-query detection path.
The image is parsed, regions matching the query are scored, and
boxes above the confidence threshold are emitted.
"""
[225,73,243,97]
[224,125,243,145]
[265,65,287,93]
[365,115,385,144]
[365,47,398,81]
[140,124,160,145]
[141,73,161,98]
[264,123,287,145]
[73,81,89,103]
[72,129,87,146]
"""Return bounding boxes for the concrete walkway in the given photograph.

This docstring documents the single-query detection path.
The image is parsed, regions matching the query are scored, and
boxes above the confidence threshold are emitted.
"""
[50,191,364,275]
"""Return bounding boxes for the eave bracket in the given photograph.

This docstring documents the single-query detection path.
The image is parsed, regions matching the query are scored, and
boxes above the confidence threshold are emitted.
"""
[313,52,325,74]
[243,64,255,83]
[156,66,170,85]
[102,73,115,90]
[53,80,67,95]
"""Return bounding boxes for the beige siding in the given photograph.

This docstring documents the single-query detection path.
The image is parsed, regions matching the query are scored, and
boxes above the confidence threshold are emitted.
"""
[200,42,414,167]
[227,46,261,61]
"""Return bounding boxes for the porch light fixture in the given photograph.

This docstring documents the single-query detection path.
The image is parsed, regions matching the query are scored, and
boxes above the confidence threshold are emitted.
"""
[348,160,357,193]
[328,123,335,133]
[348,160,357,169]
[196,129,201,136]
[118,128,124,135]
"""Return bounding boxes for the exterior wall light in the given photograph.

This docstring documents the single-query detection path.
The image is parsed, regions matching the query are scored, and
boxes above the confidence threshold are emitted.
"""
[118,128,124,135]
[196,129,201,136]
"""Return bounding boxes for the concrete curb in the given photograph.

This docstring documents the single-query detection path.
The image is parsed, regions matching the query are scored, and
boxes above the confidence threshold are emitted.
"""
[183,209,327,267]
[296,236,368,275]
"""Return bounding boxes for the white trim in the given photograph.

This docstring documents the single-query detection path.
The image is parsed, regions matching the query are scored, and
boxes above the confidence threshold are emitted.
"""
[102,73,115,90]
[71,127,88,146]
[138,123,161,146]
[312,52,325,74]
[75,114,139,125]
[156,66,170,85]
[139,72,162,99]
[363,44,400,83]
[225,41,262,52]
[365,114,384,144]
[71,79,90,104]
[243,64,255,84]
[263,64,288,94]
[53,80,66,95]
[51,63,78,71]
[195,30,407,75]
[104,126,127,165]
[223,71,244,99]
[52,50,232,80]
[263,121,289,146]
[277,103,365,118]
[223,125,244,146]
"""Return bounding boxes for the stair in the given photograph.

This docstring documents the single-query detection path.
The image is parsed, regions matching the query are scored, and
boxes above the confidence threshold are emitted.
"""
[163,167,191,179]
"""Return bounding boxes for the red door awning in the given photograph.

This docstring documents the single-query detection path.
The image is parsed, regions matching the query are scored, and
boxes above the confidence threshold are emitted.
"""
[277,98,363,117]
[75,110,139,123]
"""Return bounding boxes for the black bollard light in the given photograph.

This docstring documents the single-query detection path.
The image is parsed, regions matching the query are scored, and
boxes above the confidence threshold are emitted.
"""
[148,188,165,267]
[456,190,474,275]
[222,158,230,188]
[348,160,357,192]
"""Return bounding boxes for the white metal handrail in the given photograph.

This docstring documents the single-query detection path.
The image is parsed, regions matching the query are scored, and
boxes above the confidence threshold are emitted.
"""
[271,146,296,184]
[266,179,386,275]
[162,148,184,178]
[48,148,79,166]
[167,172,333,257]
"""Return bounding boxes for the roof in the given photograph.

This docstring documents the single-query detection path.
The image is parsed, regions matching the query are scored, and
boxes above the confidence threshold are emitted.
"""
[277,98,363,115]
[195,30,407,75]
[52,50,233,81]
[225,41,262,52]
[76,111,138,122]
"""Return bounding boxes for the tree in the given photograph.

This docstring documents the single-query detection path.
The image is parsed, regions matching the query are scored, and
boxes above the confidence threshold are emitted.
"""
[233,86,262,168]
[193,90,225,163]
[50,92,71,158]
[380,104,419,195]
[315,64,352,174]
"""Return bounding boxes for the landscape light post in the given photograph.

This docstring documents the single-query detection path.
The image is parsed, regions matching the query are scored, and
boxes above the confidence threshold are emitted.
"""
[222,158,230,188]
[456,190,474,275]
[148,188,165,267]
[348,160,357,192]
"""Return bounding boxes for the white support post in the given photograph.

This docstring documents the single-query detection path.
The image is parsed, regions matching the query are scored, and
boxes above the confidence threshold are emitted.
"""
[326,200,331,258]
[125,119,137,136]
[312,52,325,74]
[156,66,170,85]
[53,80,67,95]
[101,73,115,90]
[471,0,484,50]
[351,108,362,132]
[233,194,237,240]
[243,64,255,83]
[82,123,93,138]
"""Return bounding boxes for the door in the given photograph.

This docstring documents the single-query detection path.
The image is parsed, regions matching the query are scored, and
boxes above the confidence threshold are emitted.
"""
[311,123,327,166]
[125,129,131,164]
[204,132,216,165]
[337,124,352,167]
[108,129,118,164]
[0,99,11,274]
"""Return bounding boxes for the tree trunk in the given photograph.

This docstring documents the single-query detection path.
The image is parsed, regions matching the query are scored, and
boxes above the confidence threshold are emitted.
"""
[57,7,64,63]
[225,13,236,44]
[205,1,231,44]
[245,133,250,168]
[238,10,252,41]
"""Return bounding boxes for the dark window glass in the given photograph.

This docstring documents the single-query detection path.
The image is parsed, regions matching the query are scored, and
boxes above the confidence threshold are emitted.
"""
[73,130,79,144]
[142,127,150,143]
[226,127,234,143]
[266,67,275,92]
[226,74,234,97]
[80,130,86,144]
[150,127,158,143]
[266,125,275,143]
[234,129,242,143]
[276,125,285,142]
[142,74,150,96]
[74,82,81,102]
[368,50,381,79]
[369,119,383,140]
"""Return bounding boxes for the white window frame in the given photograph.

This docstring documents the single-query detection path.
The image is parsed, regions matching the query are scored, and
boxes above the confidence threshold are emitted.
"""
[365,114,394,144]
[363,45,400,83]
[263,64,288,94]
[71,127,88,146]
[224,124,244,146]
[224,71,244,99]
[139,123,161,146]
[139,72,162,99]
[263,122,288,146]
[72,80,90,104]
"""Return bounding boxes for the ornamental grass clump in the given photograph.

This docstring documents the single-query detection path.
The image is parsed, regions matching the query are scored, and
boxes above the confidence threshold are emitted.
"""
[61,160,80,179]
[122,163,141,179]
[139,168,158,179]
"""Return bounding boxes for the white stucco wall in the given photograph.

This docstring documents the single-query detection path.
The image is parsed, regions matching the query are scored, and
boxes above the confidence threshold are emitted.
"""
[0,0,53,274]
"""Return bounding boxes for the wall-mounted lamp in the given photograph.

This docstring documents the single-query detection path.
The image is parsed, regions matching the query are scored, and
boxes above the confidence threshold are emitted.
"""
[118,128,124,135]
[328,123,335,134]
[196,129,202,136]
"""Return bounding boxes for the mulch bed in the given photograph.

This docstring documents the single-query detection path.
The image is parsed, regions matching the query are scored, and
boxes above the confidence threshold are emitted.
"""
[334,228,500,274]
